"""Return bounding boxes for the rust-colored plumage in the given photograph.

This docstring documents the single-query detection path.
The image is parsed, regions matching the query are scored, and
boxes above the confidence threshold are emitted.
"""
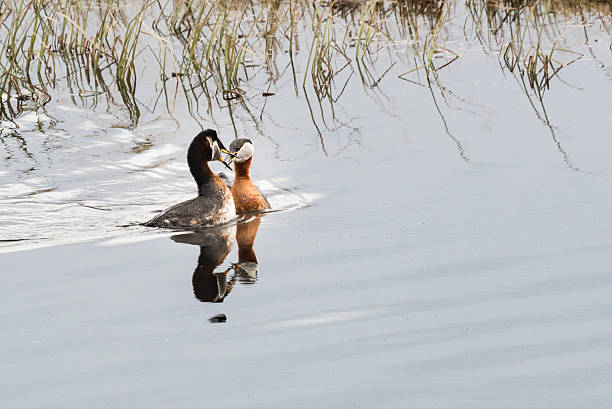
[231,156,270,213]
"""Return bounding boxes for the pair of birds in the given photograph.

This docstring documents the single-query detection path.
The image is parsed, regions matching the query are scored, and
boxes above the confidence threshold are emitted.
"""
[145,129,269,228]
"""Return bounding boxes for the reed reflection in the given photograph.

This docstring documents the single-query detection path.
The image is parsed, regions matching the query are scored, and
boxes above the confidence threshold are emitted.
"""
[171,215,264,304]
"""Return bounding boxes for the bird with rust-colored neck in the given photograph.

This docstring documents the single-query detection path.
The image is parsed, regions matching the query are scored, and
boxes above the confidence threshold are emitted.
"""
[227,139,270,213]
[145,129,236,228]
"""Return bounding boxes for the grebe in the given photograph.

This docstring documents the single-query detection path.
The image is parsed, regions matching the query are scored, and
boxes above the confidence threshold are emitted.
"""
[227,139,271,213]
[145,129,236,228]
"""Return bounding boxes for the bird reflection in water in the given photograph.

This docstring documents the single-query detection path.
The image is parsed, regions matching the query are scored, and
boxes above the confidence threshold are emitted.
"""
[233,216,261,284]
[171,215,263,304]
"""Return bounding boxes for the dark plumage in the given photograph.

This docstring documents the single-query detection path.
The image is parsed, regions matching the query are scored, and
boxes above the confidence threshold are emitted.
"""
[145,130,236,228]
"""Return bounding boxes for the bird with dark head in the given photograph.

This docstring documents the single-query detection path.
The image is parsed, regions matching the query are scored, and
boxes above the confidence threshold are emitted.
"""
[187,129,231,192]
[144,129,236,228]
[226,138,271,213]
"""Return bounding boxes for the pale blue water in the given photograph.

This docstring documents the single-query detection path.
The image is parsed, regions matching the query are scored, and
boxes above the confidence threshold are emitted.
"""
[2,4,612,408]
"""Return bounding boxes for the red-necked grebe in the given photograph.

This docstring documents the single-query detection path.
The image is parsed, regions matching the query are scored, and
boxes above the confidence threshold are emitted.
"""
[145,129,236,228]
[227,138,271,213]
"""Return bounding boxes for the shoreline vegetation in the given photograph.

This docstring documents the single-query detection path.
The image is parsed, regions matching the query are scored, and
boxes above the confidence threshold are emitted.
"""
[0,0,610,129]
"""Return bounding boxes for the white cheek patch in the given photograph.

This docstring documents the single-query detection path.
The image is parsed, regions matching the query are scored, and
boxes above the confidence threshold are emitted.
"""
[211,140,220,160]
[235,142,254,163]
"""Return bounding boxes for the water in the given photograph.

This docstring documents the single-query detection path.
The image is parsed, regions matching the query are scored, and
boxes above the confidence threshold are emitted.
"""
[2,2,612,408]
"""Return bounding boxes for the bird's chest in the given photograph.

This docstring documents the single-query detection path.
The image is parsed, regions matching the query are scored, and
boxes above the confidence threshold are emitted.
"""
[232,179,267,213]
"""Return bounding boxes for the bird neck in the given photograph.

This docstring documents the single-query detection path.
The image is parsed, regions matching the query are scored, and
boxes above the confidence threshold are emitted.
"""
[190,161,216,196]
[235,157,252,178]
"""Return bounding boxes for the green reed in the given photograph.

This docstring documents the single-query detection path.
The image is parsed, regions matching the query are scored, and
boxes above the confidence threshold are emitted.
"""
[0,0,609,127]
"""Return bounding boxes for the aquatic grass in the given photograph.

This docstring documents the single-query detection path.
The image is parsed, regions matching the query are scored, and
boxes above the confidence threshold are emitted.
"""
[466,0,609,89]
[0,0,445,124]
[0,0,609,129]
[0,0,169,123]
[491,0,592,92]
[462,0,610,170]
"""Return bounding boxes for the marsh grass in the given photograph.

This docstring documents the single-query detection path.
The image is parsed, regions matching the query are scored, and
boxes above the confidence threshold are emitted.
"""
[467,0,611,90]
[0,0,610,128]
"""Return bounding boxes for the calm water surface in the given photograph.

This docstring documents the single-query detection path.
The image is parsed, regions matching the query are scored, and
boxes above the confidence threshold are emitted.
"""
[2,5,612,408]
